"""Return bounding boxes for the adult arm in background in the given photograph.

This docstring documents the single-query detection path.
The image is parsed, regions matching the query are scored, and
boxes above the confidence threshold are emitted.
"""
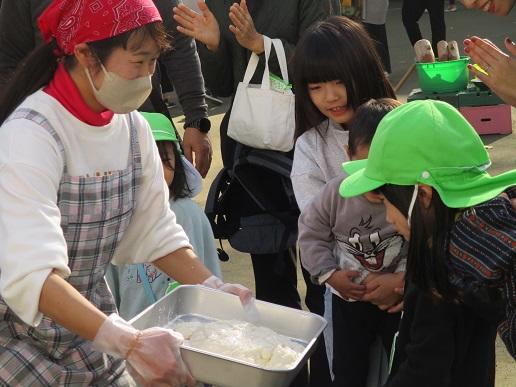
[154,0,212,177]
[174,0,329,97]
[226,0,328,82]
[174,1,234,97]
[464,36,516,108]
[0,0,50,86]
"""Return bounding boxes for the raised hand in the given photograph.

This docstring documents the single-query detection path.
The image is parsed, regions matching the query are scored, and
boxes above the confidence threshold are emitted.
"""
[465,36,516,107]
[173,1,221,51]
[229,0,264,54]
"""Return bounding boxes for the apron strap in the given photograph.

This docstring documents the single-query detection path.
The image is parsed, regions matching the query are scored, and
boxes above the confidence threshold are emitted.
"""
[6,108,67,174]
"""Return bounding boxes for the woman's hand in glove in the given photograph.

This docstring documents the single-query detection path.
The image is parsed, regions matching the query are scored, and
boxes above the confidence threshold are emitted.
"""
[202,275,254,305]
[92,314,196,387]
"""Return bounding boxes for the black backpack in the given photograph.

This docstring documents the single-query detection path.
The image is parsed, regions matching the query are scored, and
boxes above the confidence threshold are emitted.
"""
[205,147,299,256]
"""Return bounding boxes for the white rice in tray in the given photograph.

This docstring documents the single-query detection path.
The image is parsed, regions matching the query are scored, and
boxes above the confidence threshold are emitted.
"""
[169,316,306,369]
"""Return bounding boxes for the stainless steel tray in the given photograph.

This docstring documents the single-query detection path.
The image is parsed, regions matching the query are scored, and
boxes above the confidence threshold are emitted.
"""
[129,285,326,387]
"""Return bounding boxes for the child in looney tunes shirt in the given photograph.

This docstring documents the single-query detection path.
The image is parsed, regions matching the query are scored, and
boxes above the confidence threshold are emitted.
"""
[298,99,407,387]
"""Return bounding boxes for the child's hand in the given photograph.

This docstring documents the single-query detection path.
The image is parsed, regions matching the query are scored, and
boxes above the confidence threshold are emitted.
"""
[362,272,404,310]
[387,287,404,313]
[362,272,381,285]
[327,270,366,301]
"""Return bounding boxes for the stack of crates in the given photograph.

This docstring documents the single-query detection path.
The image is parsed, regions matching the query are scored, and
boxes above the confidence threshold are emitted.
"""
[407,85,512,135]
[458,86,512,135]
[407,88,459,108]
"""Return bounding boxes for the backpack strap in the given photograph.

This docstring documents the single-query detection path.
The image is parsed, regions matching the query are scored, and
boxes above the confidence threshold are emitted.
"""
[205,167,231,220]
[206,147,299,254]
[244,150,293,178]
[205,167,239,240]
[241,149,298,209]
[233,149,299,217]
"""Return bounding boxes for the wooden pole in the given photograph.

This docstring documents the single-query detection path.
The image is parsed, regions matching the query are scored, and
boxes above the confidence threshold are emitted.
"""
[393,63,416,94]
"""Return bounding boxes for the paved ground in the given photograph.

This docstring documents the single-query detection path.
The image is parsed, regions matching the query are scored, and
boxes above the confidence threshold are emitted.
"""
[170,2,516,385]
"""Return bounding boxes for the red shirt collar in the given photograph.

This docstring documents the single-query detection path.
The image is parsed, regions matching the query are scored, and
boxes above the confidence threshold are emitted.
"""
[44,63,114,126]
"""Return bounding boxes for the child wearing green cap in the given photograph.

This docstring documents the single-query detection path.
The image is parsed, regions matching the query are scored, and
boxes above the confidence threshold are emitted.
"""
[340,100,515,386]
[106,112,222,319]
[299,99,406,387]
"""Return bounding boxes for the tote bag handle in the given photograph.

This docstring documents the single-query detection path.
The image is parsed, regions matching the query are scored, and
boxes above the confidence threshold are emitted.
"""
[241,36,289,89]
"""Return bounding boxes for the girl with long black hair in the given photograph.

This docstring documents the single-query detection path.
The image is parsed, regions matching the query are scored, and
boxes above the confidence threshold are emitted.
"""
[340,100,515,387]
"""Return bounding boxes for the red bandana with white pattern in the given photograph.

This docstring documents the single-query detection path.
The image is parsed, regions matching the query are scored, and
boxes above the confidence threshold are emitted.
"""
[38,0,162,55]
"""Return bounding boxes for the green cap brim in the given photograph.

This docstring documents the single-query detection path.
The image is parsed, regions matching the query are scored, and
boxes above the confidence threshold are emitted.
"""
[339,167,385,198]
[341,159,368,175]
[340,164,516,207]
[151,128,177,142]
[429,169,516,208]
[140,112,178,142]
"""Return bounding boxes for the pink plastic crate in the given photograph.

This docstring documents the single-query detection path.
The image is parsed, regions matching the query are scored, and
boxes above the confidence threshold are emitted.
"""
[459,105,512,135]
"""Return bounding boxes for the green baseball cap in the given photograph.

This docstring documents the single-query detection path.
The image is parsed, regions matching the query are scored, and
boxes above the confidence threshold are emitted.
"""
[140,112,178,142]
[339,100,516,208]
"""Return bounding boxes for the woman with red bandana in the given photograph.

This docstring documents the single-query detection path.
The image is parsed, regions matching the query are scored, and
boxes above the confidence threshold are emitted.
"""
[0,0,251,385]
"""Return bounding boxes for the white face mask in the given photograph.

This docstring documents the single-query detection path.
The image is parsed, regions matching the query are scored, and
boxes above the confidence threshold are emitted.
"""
[85,63,152,114]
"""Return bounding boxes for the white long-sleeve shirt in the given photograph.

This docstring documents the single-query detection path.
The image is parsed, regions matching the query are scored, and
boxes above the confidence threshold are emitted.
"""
[0,90,191,326]
[291,119,349,211]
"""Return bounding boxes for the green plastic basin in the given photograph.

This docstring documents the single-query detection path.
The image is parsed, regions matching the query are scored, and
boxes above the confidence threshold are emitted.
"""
[415,56,470,93]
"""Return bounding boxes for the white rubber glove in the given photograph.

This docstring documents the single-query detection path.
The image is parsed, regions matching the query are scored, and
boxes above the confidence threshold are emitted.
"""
[202,275,253,305]
[92,314,196,386]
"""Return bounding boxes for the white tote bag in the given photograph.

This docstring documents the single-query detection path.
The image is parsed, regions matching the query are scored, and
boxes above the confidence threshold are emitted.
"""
[227,36,295,152]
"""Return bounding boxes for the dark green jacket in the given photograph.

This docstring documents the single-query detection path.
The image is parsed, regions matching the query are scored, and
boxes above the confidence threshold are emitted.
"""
[386,283,497,387]
[198,0,335,97]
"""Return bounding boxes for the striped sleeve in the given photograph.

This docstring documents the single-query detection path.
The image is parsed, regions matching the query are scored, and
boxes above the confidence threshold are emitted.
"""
[498,257,515,359]
[449,193,516,359]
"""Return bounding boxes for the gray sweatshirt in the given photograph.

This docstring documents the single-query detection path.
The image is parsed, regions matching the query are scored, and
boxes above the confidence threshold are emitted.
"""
[291,119,349,211]
[298,174,407,293]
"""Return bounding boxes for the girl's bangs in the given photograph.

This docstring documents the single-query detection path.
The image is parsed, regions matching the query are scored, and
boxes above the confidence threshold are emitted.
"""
[298,37,343,84]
